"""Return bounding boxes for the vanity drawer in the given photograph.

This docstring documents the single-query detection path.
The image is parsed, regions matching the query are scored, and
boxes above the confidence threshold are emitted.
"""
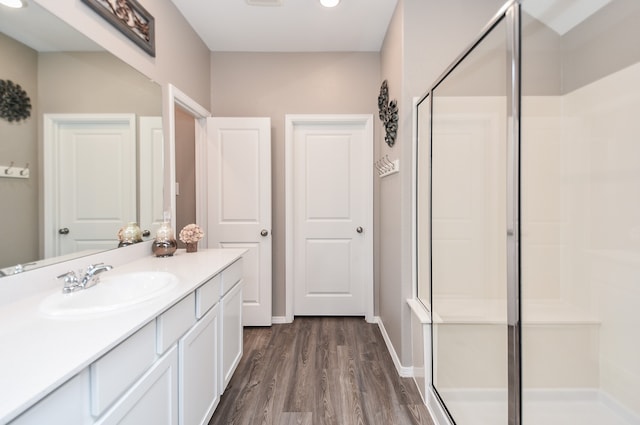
[195,274,221,318]
[221,259,243,296]
[90,321,156,417]
[156,292,196,354]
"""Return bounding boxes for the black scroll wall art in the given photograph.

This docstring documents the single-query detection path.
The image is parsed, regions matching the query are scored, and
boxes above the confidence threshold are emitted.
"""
[377,80,398,147]
[0,79,31,123]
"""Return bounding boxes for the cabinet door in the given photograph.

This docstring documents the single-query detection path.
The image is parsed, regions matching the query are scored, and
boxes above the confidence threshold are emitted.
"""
[94,345,178,425]
[179,303,220,425]
[10,370,92,425]
[222,281,243,389]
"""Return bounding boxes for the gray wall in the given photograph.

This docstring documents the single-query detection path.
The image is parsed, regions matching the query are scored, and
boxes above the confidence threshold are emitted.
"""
[38,52,162,115]
[175,105,197,244]
[209,52,381,317]
[0,34,38,269]
[34,0,211,110]
[560,0,640,93]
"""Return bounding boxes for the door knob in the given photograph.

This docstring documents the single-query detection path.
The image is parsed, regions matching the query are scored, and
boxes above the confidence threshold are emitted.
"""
[356,226,363,234]
[58,227,70,235]
[260,229,269,237]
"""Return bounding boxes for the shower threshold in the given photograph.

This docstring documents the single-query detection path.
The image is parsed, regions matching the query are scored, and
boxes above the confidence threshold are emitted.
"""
[438,388,639,425]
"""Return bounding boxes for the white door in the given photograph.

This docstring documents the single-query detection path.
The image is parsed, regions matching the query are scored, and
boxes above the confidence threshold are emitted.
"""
[286,115,373,318]
[44,114,137,257]
[139,116,164,240]
[207,117,272,326]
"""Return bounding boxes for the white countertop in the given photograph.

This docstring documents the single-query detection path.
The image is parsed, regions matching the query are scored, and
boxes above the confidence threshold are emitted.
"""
[0,248,245,424]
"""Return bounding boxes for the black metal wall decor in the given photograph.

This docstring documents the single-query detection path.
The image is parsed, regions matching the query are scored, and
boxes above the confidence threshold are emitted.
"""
[0,80,31,123]
[81,0,156,57]
[377,80,398,147]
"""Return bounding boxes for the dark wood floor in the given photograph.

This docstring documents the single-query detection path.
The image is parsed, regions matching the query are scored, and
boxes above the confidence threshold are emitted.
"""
[209,317,434,425]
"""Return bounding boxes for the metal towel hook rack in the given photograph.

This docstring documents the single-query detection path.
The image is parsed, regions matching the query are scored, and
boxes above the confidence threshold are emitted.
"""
[374,155,399,178]
[1,161,30,179]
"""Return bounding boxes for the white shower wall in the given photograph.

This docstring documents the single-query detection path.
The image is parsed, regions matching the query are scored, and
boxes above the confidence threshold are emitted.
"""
[563,62,640,416]
[524,60,640,417]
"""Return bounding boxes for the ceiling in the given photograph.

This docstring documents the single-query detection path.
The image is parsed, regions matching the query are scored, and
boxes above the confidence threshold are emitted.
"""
[169,0,398,52]
[0,1,101,51]
[522,0,611,35]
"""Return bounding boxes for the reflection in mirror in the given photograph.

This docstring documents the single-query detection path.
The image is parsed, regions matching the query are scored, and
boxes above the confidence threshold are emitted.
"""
[0,2,163,276]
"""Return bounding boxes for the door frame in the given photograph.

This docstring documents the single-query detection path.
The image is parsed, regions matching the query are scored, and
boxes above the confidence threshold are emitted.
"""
[284,114,374,323]
[43,113,136,258]
[166,84,211,243]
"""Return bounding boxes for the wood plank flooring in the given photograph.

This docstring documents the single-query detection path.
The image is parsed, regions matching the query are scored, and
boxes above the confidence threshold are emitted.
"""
[208,317,434,425]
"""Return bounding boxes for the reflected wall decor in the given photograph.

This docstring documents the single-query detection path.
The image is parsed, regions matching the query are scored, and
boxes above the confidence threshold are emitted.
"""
[0,79,31,122]
[81,0,155,57]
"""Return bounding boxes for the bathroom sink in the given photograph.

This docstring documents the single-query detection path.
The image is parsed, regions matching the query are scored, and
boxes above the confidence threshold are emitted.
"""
[40,271,179,318]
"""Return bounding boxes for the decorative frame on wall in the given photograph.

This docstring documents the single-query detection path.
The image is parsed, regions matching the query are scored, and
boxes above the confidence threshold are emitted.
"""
[81,0,156,57]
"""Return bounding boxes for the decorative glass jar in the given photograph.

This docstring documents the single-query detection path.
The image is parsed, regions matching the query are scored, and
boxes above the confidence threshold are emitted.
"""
[118,222,143,247]
[152,221,178,257]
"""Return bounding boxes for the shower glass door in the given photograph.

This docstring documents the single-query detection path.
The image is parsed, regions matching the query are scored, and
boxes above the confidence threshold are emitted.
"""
[520,0,640,424]
[431,14,510,425]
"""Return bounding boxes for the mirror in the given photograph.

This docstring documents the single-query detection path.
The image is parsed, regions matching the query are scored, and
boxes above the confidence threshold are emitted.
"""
[0,1,163,276]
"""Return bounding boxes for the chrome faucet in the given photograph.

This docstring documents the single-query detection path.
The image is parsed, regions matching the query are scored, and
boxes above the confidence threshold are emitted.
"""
[13,263,36,274]
[57,263,113,293]
[0,262,37,277]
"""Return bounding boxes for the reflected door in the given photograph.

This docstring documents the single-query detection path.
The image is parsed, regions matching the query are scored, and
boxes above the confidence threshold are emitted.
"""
[44,114,137,257]
[139,116,164,239]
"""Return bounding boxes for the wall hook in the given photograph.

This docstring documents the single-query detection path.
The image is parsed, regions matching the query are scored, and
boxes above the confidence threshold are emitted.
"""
[374,156,400,178]
[1,161,29,179]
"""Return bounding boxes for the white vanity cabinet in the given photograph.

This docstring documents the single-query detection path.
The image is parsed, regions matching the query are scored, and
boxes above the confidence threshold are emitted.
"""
[4,253,245,425]
[179,303,221,425]
[93,346,179,425]
[10,370,93,425]
[221,278,243,388]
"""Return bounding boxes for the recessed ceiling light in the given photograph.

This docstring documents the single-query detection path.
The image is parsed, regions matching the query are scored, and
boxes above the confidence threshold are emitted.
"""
[0,0,25,8]
[320,0,340,8]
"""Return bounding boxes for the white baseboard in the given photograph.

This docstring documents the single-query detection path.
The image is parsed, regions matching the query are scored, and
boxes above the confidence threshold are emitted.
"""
[373,316,413,378]
[271,316,290,324]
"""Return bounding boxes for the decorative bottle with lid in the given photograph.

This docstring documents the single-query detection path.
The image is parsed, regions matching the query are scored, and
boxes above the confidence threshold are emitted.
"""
[152,212,177,257]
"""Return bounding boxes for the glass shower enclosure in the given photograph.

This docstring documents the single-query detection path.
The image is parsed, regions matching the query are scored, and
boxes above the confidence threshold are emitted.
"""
[415,1,640,424]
